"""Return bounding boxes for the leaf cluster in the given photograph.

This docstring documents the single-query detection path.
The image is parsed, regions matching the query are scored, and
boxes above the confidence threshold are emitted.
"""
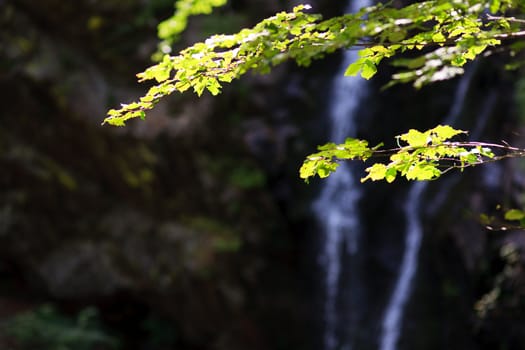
[4,305,119,350]
[481,207,525,230]
[156,0,228,55]
[299,138,375,182]
[104,0,525,126]
[300,125,497,183]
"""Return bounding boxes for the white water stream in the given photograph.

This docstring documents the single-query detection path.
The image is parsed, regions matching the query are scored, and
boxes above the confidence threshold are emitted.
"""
[379,67,478,350]
[313,2,491,349]
[313,1,371,349]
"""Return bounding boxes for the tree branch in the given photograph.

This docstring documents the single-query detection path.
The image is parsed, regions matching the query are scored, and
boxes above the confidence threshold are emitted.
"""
[486,14,525,24]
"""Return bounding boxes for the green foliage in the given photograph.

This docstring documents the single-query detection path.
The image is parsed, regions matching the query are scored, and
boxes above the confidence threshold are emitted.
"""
[479,205,525,230]
[156,0,228,57]
[104,0,525,126]
[300,125,497,183]
[504,208,525,221]
[103,0,525,191]
[3,305,119,350]
[299,138,375,182]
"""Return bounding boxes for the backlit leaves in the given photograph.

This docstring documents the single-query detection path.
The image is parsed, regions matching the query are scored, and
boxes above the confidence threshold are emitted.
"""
[300,125,498,183]
[399,124,465,147]
[156,0,228,54]
[300,138,373,182]
[105,0,523,126]
[345,46,397,80]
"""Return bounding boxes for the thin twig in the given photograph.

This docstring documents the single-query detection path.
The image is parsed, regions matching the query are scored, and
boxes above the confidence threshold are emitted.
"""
[486,14,525,24]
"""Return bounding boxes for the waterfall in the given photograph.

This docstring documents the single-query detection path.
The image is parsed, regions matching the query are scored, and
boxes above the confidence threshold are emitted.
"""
[313,1,372,349]
[379,67,478,350]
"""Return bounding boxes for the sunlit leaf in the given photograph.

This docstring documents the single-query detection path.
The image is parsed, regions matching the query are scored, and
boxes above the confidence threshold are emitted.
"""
[400,129,430,147]
[361,60,378,79]
[362,163,387,182]
[431,125,466,141]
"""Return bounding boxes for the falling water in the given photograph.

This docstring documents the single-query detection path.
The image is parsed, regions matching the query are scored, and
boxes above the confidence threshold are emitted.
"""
[379,67,478,350]
[313,0,372,349]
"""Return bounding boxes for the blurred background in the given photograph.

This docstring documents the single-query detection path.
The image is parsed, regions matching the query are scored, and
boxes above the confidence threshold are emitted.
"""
[1,0,525,349]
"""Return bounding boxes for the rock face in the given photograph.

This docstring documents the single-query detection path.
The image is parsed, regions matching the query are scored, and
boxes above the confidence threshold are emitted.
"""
[0,1,303,349]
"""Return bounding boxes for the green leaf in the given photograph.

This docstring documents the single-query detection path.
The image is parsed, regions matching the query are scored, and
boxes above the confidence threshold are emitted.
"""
[206,79,221,95]
[104,117,125,127]
[317,162,339,178]
[451,55,467,66]
[480,213,493,225]
[345,61,363,76]
[361,60,377,80]
[463,45,487,60]
[299,159,318,182]
[388,30,407,43]
[430,124,465,141]
[392,56,427,69]
[399,129,430,147]
[362,163,387,182]
[461,153,479,164]
[317,142,337,151]
[405,162,441,180]
[385,167,397,183]
[490,0,501,13]
[504,209,525,221]
[431,32,446,43]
